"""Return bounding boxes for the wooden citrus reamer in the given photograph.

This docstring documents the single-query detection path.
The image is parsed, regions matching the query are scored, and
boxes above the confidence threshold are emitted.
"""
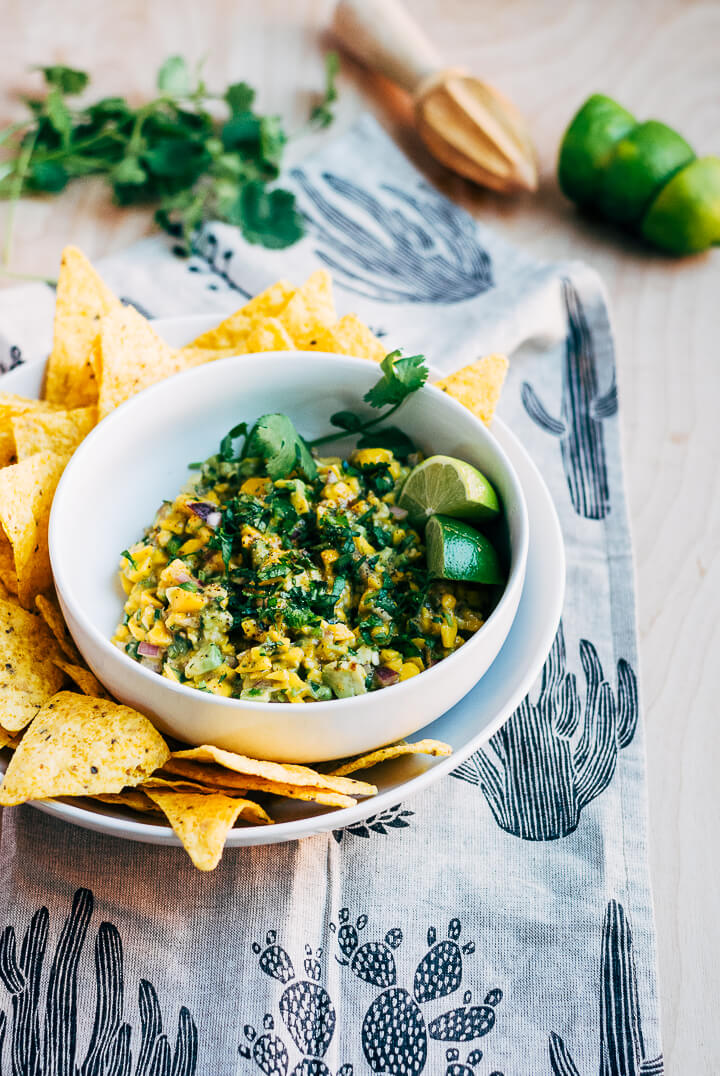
[333,0,538,194]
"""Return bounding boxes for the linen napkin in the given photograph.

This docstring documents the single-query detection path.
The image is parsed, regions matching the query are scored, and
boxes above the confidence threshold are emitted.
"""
[0,114,662,1075]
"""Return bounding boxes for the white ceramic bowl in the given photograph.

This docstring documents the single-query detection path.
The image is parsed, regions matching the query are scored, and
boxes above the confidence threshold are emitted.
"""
[49,352,528,762]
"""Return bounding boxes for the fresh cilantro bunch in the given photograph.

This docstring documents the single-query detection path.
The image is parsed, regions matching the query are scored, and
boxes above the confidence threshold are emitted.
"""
[0,54,339,267]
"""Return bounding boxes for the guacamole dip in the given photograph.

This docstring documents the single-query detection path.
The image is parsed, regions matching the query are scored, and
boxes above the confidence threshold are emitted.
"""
[112,438,491,703]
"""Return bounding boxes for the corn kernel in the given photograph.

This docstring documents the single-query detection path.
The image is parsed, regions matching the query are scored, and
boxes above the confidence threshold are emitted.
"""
[399,661,420,681]
[128,618,145,642]
[147,621,173,648]
[440,620,458,648]
[241,477,270,497]
[441,593,457,612]
[166,586,205,614]
[179,537,205,555]
[353,535,375,557]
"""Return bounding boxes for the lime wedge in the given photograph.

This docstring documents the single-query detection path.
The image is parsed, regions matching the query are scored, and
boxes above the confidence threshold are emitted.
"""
[399,455,500,526]
[426,515,504,585]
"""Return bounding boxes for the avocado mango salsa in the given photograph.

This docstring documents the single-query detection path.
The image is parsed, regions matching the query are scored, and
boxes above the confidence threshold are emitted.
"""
[112,442,492,703]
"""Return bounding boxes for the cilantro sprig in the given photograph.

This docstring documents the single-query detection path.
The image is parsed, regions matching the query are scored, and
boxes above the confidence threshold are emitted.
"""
[212,350,428,485]
[309,350,428,452]
[0,54,339,274]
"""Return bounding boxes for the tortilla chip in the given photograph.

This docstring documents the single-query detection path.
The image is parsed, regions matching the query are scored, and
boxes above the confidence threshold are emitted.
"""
[54,658,111,699]
[0,598,67,731]
[308,315,387,363]
[144,789,272,870]
[170,744,376,796]
[329,738,453,776]
[186,280,295,353]
[35,593,82,663]
[0,430,15,469]
[96,304,186,419]
[0,534,18,594]
[187,313,253,352]
[434,354,509,426]
[0,691,170,805]
[0,451,66,608]
[12,406,96,461]
[278,270,335,348]
[245,317,295,353]
[44,247,122,408]
[174,344,244,369]
[148,766,357,809]
[0,724,21,750]
[91,789,161,814]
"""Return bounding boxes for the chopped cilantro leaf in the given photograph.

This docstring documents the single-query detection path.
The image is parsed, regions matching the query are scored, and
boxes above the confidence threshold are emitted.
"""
[121,549,137,569]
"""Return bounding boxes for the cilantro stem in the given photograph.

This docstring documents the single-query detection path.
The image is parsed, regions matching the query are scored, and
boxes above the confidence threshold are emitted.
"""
[3,127,37,268]
[309,401,405,448]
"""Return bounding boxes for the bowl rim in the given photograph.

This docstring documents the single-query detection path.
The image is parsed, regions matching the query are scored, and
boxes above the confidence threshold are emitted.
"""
[49,349,529,715]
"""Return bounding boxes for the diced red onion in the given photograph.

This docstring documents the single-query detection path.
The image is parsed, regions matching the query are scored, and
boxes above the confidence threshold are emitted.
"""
[375,665,400,687]
[188,502,219,522]
[137,641,161,657]
[389,505,408,520]
[206,511,221,529]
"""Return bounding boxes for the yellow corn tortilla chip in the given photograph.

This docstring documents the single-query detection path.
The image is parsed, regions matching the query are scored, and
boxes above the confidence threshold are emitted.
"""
[91,790,161,814]
[0,451,66,608]
[278,270,336,348]
[170,744,376,796]
[12,406,96,461]
[44,247,122,408]
[160,760,359,808]
[329,738,453,776]
[53,658,111,699]
[0,535,18,595]
[186,280,295,353]
[35,593,83,663]
[245,317,295,353]
[308,315,387,363]
[143,774,247,796]
[0,430,15,469]
[0,691,170,805]
[434,354,509,426]
[96,304,186,420]
[144,789,272,870]
[0,724,21,750]
[0,598,67,731]
[0,396,61,469]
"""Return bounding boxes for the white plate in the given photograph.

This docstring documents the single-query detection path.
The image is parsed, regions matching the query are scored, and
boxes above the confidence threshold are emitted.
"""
[0,317,564,848]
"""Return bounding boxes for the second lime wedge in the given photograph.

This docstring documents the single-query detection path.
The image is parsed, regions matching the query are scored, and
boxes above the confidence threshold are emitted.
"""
[399,455,500,526]
[426,515,504,585]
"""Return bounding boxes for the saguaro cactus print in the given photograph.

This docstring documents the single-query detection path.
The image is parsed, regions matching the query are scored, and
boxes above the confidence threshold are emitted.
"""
[290,170,494,304]
[549,901,663,1076]
[0,888,197,1075]
[522,278,618,519]
[452,623,638,840]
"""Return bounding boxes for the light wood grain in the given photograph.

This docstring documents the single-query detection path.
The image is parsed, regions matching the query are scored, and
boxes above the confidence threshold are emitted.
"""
[0,1,718,1070]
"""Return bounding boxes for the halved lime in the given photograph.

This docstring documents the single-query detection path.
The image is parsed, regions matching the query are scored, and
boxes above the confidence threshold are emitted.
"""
[426,515,504,585]
[399,455,500,526]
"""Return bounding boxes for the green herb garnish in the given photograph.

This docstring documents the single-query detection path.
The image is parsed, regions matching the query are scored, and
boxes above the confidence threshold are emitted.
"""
[0,54,339,274]
[310,350,428,450]
[120,549,137,569]
[245,413,318,481]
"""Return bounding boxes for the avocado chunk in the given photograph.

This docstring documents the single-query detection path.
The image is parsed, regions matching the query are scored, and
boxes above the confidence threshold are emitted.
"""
[322,665,368,699]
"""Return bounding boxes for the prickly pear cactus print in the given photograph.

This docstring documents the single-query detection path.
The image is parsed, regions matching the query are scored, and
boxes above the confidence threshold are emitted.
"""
[241,933,352,1076]
[329,910,503,1075]
[452,622,638,840]
[0,888,198,1075]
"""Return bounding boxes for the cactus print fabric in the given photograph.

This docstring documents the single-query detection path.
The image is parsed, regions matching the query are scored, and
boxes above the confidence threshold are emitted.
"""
[0,115,662,1073]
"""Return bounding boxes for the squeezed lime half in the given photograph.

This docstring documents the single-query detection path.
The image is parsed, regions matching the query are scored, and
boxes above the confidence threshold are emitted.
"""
[425,515,504,585]
[399,455,500,526]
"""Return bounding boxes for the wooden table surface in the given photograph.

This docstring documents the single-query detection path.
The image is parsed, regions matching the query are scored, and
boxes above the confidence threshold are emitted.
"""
[1,1,717,1070]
